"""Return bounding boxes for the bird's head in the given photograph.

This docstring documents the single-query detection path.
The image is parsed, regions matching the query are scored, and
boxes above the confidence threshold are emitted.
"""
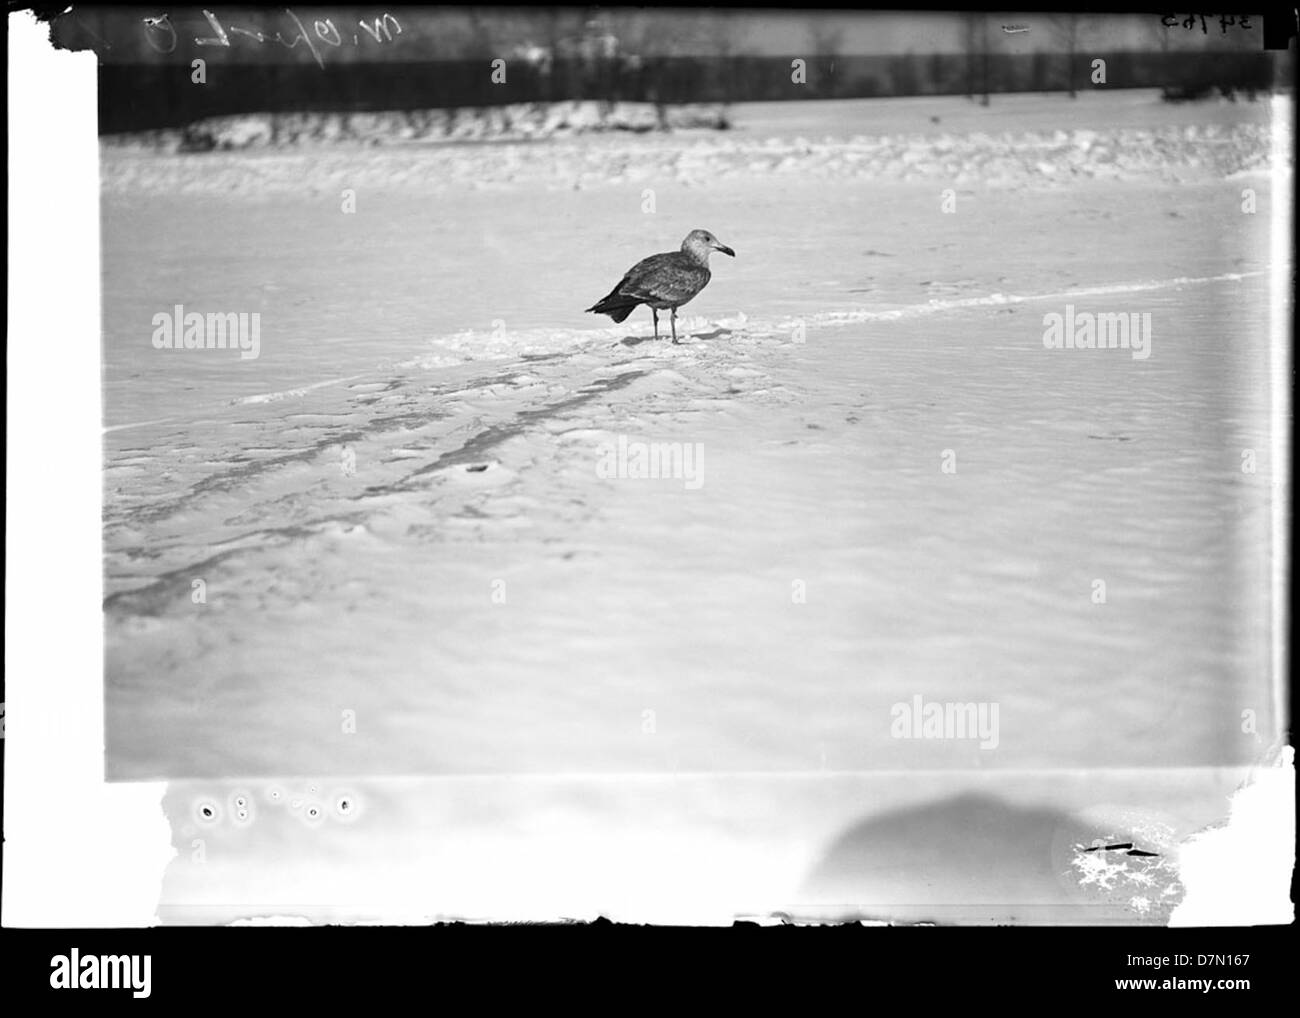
[682,229,736,261]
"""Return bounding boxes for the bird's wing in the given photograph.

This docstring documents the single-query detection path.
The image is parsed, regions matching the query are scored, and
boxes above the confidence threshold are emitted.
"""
[620,253,710,304]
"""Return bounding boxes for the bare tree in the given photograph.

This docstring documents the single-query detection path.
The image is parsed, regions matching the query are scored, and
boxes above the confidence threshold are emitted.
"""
[808,17,843,98]
[542,7,571,102]
[706,11,751,107]
[964,12,990,105]
[1049,13,1084,98]
[606,9,698,126]
[463,9,498,60]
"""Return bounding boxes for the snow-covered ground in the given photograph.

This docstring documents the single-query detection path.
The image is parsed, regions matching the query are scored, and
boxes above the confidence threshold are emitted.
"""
[100,91,1289,923]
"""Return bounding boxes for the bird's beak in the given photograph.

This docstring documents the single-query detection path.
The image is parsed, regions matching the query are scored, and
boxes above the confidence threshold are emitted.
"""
[716,244,736,257]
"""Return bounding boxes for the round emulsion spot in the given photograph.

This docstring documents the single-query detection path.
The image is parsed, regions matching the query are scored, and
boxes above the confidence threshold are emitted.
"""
[266,786,285,804]
[194,801,220,824]
[334,793,361,822]
[304,802,324,825]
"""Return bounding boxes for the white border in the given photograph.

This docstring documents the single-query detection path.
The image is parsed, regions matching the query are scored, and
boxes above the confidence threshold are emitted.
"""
[3,9,1291,928]
[5,11,171,928]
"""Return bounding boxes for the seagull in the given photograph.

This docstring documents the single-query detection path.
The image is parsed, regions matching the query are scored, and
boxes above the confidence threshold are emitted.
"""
[586,229,736,343]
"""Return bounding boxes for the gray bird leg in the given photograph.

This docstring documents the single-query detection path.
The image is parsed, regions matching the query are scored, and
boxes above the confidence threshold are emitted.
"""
[671,307,679,344]
[652,307,659,340]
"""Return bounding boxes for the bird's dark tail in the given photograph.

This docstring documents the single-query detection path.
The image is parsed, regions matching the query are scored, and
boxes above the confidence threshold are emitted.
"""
[586,290,640,323]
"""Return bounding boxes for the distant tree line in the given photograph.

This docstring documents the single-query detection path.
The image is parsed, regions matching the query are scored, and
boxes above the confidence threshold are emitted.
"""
[55,6,1285,133]
[98,48,1285,133]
